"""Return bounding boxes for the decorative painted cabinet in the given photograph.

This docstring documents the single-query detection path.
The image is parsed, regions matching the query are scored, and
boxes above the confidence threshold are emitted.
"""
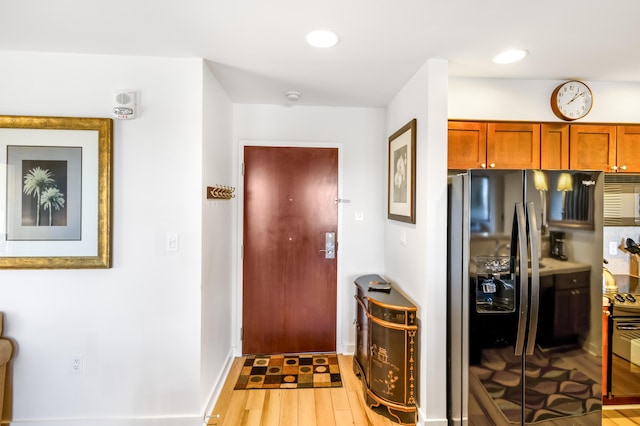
[353,274,418,425]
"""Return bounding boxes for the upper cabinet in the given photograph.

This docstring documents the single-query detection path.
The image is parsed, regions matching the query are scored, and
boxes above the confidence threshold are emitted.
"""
[487,123,541,169]
[449,121,640,172]
[448,121,487,170]
[615,126,640,172]
[448,121,540,170]
[541,123,569,169]
[569,125,616,171]
[570,124,640,172]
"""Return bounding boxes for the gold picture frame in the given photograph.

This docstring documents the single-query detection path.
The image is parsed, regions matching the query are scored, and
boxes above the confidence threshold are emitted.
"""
[0,115,113,269]
[388,119,416,224]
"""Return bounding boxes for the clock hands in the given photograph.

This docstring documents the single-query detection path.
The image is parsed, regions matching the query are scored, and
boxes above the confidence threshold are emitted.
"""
[567,91,585,105]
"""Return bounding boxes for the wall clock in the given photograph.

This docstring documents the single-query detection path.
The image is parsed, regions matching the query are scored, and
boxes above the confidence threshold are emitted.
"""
[550,80,593,121]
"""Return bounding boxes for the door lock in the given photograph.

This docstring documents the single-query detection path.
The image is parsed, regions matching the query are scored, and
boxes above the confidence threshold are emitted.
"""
[320,232,336,259]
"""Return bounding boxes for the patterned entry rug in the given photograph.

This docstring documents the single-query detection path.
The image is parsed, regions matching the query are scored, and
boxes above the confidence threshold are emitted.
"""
[470,346,601,423]
[234,353,342,390]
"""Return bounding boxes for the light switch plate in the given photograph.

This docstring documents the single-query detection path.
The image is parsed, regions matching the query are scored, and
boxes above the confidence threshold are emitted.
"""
[609,241,618,255]
[167,233,179,252]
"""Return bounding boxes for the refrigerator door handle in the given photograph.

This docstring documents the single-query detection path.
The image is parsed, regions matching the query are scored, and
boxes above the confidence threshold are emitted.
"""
[512,202,529,356]
[525,202,540,356]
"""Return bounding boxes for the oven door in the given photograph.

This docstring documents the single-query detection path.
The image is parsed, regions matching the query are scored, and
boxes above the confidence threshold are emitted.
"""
[611,318,640,397]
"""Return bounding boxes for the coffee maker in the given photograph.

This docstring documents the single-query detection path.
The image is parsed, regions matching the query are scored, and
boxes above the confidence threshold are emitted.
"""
[550,231,567,261]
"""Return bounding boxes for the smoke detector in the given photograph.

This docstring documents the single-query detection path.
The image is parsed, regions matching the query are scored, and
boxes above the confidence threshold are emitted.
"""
[286,91,301,101]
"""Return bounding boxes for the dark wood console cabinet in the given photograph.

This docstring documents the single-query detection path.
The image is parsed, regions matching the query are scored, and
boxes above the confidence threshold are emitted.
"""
[353,274,418,425]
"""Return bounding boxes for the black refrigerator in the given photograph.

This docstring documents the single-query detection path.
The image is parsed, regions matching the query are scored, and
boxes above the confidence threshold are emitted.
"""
[447,169,603,425]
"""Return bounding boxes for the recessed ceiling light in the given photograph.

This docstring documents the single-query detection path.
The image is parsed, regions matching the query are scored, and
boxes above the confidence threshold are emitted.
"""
[305,30,339,48]
[493,49,529,64]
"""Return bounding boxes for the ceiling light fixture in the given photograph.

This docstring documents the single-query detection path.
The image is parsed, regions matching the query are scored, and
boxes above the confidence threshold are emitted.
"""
[286,91,301,101]
[305,30,339,48]
[493,49,529,64]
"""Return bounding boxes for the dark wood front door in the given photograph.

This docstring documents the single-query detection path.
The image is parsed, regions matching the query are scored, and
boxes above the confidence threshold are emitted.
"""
[242,146,338,355]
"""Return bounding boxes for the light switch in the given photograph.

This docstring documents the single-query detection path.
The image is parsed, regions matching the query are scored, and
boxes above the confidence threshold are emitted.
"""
[400,230,407,246]
[609,241,618,256]
[167,233,179,252]
[355,212,364,221]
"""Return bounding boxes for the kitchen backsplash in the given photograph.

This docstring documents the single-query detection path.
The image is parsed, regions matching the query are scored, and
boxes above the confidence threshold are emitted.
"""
[603,226,640,274]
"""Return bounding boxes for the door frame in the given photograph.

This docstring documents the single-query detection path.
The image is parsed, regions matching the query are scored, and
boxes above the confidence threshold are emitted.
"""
[233,140,345,357]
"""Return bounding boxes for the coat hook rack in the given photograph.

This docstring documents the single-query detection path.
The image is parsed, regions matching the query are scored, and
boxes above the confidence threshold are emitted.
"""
[207,185,235,200]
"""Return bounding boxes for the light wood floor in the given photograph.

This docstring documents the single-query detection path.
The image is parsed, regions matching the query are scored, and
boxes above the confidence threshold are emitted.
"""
[207,353,639,425]
[603,407,640,425]
[207,354,402,426]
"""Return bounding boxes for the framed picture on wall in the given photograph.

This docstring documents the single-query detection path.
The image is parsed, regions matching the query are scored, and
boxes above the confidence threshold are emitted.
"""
[388,119,416,224]
[0,115,113,269]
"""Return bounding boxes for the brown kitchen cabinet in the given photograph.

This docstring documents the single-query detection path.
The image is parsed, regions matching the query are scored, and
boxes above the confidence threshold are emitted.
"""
[615,125,640,172]
[353,274,418,425]
[448,121,541,170]
[538,270,591,347]
[569,125,617,171]
[541,123,569,169]
[448,121,487,170]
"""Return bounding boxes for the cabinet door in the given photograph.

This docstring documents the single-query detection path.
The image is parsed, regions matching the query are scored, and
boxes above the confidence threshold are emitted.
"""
[569,125,616,171]
[554,288,590,337]
[541,123,569,169]
[354,295,369,382]
[487,122,541,169]
[448,121,487,170]
[616,125,640,172]
[370,320,409,405]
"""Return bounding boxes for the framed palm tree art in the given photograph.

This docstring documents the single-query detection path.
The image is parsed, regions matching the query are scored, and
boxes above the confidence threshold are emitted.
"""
[0,115,113,269]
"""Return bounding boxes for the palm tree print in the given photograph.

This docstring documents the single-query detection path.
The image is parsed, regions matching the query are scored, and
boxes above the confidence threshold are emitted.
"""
[22,167,65,226]
[40,187,66,226]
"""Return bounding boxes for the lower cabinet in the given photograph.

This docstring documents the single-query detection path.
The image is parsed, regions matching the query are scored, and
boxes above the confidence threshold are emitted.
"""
[353,274,418,425]
[538,270,591,347]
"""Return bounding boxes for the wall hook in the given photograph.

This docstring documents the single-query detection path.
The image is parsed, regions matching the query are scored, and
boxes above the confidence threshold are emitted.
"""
[207,185,235,200]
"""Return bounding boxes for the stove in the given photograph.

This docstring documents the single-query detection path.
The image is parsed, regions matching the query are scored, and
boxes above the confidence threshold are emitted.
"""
[606,274,640,400]
[609,274,640,315]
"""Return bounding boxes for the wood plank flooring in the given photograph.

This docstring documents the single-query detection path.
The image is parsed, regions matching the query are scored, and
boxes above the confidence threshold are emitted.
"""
[207,353,639,425]
[603,407,640,425]
[207,354,401,426]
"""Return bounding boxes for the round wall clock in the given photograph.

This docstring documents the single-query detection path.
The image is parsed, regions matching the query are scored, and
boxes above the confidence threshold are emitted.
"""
[550,80,593,121]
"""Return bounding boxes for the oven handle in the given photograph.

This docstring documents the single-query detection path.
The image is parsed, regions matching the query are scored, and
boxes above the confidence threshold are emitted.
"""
[616,323,640,330]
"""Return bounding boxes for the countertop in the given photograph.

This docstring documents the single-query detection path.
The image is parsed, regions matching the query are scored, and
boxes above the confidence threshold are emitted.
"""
[537,257,592,276]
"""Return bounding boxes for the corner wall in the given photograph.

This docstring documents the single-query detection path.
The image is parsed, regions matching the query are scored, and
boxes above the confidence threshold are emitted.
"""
[385,59,449,425]
[0,51,209,425]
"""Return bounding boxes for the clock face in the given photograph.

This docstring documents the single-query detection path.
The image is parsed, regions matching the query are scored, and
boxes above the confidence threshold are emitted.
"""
[551,81,593,121]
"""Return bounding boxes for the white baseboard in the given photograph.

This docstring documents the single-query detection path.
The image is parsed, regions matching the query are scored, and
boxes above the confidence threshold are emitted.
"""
[201,348,236,424]
[5,415,202,426]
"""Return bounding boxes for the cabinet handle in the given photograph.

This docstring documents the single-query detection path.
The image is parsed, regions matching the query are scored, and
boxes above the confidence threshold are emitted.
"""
[621,165,628,171]
[572,279,577,284]
[481,163,486,168]
[489,163,496,168]
[612,165,618,171]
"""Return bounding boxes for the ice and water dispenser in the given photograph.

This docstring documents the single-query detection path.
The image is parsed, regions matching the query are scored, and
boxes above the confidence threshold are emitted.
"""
[475,256,516,313]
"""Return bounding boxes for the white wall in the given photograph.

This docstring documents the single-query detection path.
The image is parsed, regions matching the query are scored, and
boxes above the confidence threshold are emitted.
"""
[449,78,640,123]
[232,104,386,354]
[200,64,235,414]
[385,59,449,426]
[0,51,218,425]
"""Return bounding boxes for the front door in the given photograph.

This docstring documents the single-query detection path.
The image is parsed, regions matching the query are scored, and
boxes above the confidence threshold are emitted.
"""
[242,146,338,355]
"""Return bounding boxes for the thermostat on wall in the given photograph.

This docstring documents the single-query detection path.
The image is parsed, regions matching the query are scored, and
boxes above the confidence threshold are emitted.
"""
[112,90,137,119]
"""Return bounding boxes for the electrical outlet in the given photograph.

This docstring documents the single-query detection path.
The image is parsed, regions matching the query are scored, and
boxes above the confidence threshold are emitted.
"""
[71,354,83,374]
